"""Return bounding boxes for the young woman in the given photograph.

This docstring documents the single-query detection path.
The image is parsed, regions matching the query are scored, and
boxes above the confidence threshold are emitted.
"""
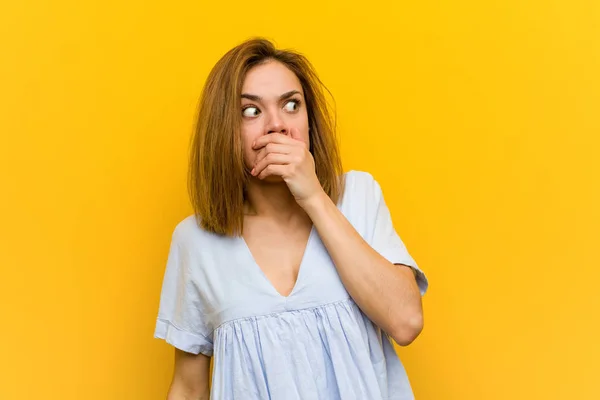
[154,37,429,400]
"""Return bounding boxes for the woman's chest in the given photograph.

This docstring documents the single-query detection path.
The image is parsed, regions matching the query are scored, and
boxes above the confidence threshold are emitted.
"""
[241,224,313,298]
[188,232,350,330]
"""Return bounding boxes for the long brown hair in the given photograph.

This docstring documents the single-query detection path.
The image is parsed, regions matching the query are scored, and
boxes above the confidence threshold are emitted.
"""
[188,37,344,236]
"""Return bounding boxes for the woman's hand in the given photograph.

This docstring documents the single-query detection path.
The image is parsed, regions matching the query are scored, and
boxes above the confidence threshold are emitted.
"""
[250,129,325,207]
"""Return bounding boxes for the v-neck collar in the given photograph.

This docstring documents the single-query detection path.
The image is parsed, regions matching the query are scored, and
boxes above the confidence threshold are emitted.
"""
[239,225,315,298]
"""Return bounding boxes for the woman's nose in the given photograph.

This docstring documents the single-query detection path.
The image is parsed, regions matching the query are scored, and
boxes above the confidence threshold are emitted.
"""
[265,111,288,135]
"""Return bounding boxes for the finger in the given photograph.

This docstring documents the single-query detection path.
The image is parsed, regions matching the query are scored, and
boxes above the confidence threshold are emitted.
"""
[252,132,296,150]
[252,152,291,177]
[254,143,292,165]
[257,164,288,180]
[290,127,309,148]
[290,127,303,142]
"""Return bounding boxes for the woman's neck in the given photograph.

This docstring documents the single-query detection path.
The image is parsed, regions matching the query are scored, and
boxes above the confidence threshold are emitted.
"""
[243,179,307,224]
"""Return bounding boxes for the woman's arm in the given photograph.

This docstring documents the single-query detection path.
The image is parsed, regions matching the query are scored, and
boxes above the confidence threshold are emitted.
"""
[251,132,424,345]
[301,192,424,346]
[167,349,211,400]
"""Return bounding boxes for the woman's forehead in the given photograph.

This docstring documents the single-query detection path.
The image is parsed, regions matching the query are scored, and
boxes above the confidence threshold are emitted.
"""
[242,61,303,96]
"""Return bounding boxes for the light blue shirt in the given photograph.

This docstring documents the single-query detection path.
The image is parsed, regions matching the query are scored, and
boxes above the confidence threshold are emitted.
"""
[155,170,429,399]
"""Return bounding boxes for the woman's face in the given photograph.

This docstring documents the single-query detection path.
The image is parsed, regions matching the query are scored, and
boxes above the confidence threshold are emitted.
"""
[240,60,310,177]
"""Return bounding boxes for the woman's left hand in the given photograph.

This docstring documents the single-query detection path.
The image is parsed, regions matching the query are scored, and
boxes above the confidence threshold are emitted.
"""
[251,128,324,207]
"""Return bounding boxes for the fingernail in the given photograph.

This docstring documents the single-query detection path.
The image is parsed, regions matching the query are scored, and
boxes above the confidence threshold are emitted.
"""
[251,168,255,175]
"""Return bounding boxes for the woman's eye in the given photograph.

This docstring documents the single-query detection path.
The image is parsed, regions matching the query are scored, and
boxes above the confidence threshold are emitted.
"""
[242,106,260,117]
[284,100,299,112]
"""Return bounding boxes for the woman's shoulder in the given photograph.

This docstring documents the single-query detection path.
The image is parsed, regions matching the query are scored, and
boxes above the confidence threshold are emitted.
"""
[340,170,381,202]
[342,169,377,187]
[171,214,231,249]
[172,214,200,236]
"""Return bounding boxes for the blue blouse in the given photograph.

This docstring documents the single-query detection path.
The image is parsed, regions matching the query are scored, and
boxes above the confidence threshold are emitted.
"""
[154,170,429,399]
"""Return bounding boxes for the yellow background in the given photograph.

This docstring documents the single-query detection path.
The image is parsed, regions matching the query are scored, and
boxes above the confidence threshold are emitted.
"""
[1,0,598,399]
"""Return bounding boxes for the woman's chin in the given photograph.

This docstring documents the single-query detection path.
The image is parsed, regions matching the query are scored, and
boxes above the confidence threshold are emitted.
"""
[256,174,284,184]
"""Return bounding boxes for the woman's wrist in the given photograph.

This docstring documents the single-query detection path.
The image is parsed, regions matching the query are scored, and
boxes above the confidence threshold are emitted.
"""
[298,189,332,220]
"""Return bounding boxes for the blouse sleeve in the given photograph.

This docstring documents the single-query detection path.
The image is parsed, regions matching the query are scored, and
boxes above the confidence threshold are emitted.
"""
[154,228,213,356]
[366,173,429,296]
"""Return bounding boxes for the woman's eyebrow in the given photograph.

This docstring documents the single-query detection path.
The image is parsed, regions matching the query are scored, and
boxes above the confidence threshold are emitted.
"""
[241,90,302,102]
